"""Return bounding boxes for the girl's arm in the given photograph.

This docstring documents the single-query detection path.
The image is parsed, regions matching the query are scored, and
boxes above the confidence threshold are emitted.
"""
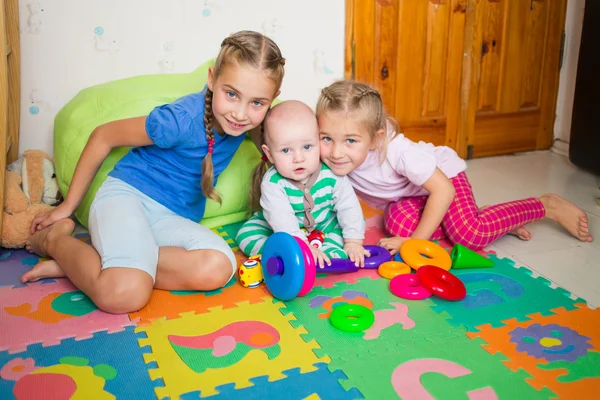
[64,117,153,212]
[378,168,455,254]
[31,117,153,231]
[411,168,455,240]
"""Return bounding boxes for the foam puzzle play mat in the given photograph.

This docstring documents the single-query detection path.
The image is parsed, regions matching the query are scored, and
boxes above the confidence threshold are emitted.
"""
[1,204,599,399]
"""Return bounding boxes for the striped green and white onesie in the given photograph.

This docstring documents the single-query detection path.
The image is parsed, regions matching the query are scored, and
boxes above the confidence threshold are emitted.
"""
[236,163,365,258]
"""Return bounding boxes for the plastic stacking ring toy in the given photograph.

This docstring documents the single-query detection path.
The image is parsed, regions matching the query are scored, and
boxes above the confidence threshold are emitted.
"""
[389,274,432,300]
[261,232,307,301]
[450,244,494,269]
[323,259,361,273]
[400,239,452,271]
[378,261,411,279]
[322,245,392,273]
[417,265,466,301]
[295,237,316,296]
[363,245,392,269]
[330,304,375,332]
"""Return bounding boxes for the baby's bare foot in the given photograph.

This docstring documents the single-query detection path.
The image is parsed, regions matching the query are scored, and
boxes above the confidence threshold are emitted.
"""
[25,219,76,257]
[20,259,66,283]
[540,194,593,242]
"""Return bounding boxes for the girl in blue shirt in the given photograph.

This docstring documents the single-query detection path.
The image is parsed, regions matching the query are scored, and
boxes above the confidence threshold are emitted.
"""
[21,30,285,314]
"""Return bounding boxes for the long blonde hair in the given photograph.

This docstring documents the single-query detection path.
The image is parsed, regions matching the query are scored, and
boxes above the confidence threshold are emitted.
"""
[249,118,270,211]
[315,80,398,159]
[202,30,285,204]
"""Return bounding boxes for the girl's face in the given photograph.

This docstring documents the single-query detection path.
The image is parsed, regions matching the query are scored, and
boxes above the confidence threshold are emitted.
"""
[317,111,380,176]
[208,63,280,136]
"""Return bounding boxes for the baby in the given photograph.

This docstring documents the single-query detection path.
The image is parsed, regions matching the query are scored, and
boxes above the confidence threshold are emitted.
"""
[236,100,370,267]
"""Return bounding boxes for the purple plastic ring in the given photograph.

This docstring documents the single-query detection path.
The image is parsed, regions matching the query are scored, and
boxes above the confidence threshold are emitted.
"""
[363,245,392,269]
[317,245,392,273]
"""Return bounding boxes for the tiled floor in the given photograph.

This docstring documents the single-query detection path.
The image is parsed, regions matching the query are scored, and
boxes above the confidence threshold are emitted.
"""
[466,151,600,307]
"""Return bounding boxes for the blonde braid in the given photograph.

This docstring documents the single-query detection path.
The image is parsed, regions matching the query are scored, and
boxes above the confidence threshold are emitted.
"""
[201,89,222,204]
[249,120,269,211]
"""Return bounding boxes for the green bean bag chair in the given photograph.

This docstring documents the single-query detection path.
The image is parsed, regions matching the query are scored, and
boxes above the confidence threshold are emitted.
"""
[54,59,260,229]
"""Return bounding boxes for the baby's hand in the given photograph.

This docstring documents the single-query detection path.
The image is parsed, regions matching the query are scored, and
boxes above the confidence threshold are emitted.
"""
[378,236,410,255]
[310,246,331,269]
[344,242,371,268]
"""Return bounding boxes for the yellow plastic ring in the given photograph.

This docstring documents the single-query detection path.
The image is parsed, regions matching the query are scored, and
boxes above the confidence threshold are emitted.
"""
[378,261,411,279]
[399,238,452,271]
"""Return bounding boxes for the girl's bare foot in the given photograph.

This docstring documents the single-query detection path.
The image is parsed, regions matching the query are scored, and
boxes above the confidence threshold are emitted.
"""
[25,218,76,258]
[20,259,66,283]
[509,227,532,241]
[479,205,531,241]
[540,194,593,242]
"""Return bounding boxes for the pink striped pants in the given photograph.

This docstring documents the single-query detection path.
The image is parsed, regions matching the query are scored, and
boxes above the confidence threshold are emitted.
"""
[384,172,545,250]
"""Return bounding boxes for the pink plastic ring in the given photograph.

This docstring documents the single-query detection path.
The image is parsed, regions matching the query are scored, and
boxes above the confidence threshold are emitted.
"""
[389,274,432,300]
[295,237,316,297]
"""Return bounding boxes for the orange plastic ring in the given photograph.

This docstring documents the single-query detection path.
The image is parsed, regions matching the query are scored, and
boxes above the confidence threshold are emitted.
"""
[378,261,411,279]
[399,239,452,271]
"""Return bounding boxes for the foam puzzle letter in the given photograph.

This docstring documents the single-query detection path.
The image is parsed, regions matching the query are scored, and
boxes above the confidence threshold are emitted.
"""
[391,358,498,400]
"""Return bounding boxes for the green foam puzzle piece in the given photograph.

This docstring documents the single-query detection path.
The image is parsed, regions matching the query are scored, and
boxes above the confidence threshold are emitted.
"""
[429,254,585,332]
[538,351,600,383]
[54,59,261,229]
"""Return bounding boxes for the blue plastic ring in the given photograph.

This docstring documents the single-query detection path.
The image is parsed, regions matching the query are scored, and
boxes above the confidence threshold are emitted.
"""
[261,232,306,301]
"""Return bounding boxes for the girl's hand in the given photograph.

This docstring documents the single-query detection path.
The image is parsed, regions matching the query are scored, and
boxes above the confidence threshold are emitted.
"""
[378,236,410,255]
[30,203,75,233]
[344,242,371,268]
[310,246,331,269]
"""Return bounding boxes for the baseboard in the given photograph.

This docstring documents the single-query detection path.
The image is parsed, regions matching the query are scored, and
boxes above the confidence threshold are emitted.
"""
[551,139,570,157]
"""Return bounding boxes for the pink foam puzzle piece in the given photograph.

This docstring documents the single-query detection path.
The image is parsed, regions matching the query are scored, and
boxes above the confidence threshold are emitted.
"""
[0,279,136,353]
[364,302,415,340]
[364,214,387,246]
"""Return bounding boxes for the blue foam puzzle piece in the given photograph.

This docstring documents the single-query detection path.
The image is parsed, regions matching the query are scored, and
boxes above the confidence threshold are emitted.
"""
[181,362,363,399]
[0,327,159,399]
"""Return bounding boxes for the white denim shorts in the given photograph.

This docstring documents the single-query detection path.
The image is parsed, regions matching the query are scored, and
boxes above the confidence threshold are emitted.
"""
[88,177,236,283]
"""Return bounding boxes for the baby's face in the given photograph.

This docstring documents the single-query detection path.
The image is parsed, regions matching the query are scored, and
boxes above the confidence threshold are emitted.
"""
[263,118,321,183]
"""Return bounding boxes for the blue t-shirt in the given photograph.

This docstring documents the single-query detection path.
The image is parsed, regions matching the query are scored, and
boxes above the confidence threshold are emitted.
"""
[109,87,246,222]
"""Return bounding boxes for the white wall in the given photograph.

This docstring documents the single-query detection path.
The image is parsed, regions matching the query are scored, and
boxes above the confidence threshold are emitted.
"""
[553,0,585,156]
[17,0,345,157]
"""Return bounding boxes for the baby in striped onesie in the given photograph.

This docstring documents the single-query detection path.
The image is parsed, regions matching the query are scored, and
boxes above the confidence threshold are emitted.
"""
[236,100,370,268]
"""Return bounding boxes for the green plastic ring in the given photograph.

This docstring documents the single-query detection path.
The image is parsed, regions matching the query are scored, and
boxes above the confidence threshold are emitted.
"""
[329,304,375,332]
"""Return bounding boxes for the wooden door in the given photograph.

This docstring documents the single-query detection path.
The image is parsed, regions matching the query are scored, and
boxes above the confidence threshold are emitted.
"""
[346,0,466,148]
[345,0,567,158]
[464,0,566,157]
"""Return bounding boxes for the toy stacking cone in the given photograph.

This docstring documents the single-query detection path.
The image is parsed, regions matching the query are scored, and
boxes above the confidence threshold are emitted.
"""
[450,244,494,269]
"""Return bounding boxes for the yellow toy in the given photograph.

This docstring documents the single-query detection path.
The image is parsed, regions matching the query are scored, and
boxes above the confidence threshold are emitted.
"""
[238,255,264,288]
[399,238,452,271]
[378,261,411,279]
